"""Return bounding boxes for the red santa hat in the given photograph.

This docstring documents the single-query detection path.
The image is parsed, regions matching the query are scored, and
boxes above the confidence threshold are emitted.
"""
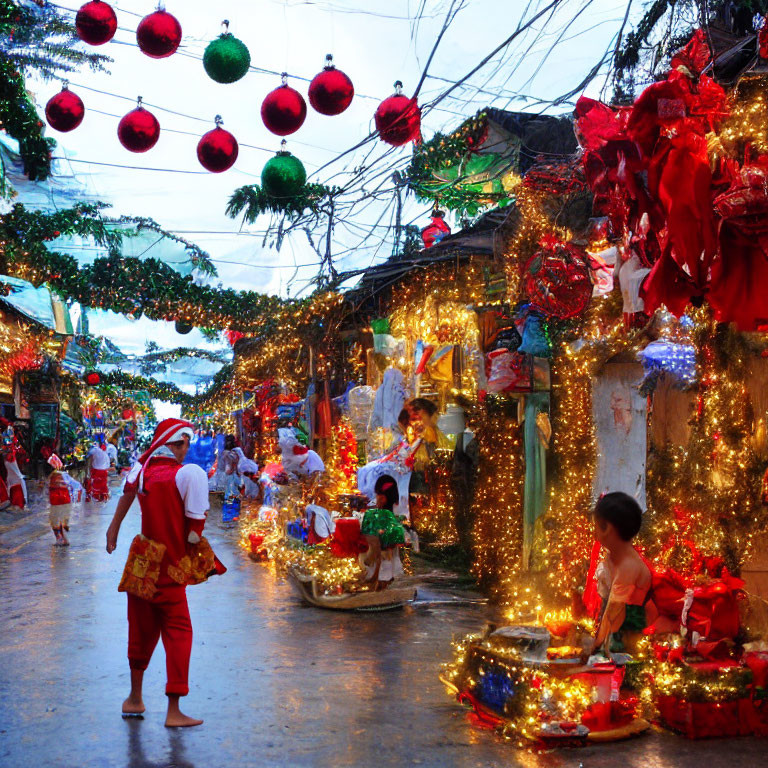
[136,417,195,493]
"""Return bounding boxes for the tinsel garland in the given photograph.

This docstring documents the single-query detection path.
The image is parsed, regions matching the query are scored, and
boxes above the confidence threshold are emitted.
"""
[0,203,293,331]
[226,182,337,223]
[406,111,510,216]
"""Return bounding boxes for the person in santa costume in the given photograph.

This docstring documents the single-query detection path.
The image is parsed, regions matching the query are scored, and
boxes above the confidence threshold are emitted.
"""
[0,421,27,509]
[47,454,83,546]
[86,439,111,502]
[105,418,217,728]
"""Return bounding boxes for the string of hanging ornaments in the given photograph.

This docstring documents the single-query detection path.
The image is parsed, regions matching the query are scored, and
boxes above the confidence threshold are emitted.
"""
[76,1,182,58]
[69,4,419,171]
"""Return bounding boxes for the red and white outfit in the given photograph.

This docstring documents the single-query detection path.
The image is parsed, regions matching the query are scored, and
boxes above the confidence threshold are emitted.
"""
[87,444,111,501]
[49,471,73,528]
[122,419,210,697]
[3,446,27,509]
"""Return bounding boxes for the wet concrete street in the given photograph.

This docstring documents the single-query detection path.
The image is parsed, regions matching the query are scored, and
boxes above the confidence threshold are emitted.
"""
[1,492,767,768]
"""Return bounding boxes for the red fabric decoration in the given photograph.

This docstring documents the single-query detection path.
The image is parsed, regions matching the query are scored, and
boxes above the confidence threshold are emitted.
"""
[574,95,627,150]
[745,652,768,689]
[581,699,637,732]
[421,215,451,248]
[374,83,421,146]
[577,30,733,323]
[45,86,85,133]
[707,162,768,330]
[329,517,368,558]
[197,125,238,173]
[136,10,182,59]
[261,82,307,136]
[760,16,768,59]
[523,239,592,319]
[75,1,117,46]
[670,28,711,76]
[118,105,160,153]
[650,566,744,641]
[582,539,603,619]
[308,56,354,116]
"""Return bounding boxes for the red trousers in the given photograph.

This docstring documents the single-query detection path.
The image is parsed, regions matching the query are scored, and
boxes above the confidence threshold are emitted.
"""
[90,468,109,500]
[127,584,192,696]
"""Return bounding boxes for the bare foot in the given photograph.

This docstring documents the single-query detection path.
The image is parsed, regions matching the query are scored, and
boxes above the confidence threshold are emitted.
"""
[122,697,145,715]
[165,712,203,727]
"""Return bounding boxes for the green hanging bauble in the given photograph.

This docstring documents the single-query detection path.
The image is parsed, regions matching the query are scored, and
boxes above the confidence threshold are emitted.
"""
[203,27,251,84]
[261,146,307,198]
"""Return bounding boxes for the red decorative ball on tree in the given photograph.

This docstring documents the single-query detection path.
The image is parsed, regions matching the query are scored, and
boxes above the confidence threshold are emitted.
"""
[197,117,238,173]
[308,54,354,116]
[118,99,160,153]
[136,8,182,59]
[523,238,593,319]
[84,371,101,386]
[374,81,421,146]
[261,74,307,136]
[75,0,117,46]
[45,83,85,133]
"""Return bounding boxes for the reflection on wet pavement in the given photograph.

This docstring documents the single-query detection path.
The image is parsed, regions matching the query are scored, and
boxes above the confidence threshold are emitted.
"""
[0,494,765,767]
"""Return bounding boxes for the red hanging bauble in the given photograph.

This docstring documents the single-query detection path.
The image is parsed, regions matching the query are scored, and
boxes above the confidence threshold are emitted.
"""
[75,0,117,46]
[374,81,421,146]
[523,238,593,319]
[308,54,354,116]
[45,83,85,133]
[84,371,101,386]
[421,209,451,249]
[136,8,182,59]
[197,116,239,173]
[118,99,160,153]
[261,74,307,136]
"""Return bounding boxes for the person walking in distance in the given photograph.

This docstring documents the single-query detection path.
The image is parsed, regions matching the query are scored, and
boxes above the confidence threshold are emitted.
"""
[106,418,214,727]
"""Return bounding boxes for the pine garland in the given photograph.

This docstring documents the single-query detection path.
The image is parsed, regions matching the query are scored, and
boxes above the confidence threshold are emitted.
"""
[0,202,294,331]
[0,55,54,181]
[406,111,512,216]
[137,346,229,366]
[101,365,234,407]
[226,182,337,223]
